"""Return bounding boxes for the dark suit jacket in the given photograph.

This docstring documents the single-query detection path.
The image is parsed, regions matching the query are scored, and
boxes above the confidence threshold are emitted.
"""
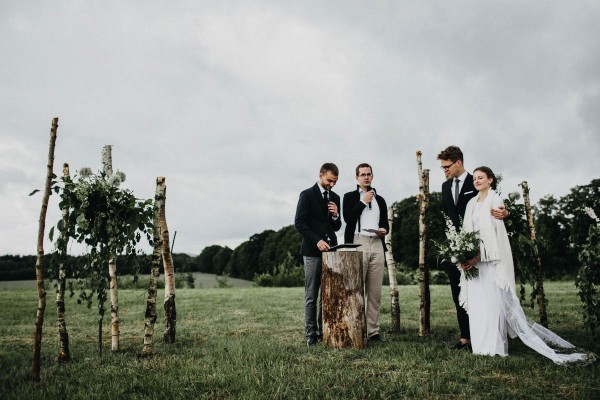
[441,173,477,229]
[342,187,389,251]
[295,183,342,257]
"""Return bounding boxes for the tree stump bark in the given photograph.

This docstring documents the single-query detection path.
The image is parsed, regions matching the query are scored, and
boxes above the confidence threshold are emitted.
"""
[322,251,366,349]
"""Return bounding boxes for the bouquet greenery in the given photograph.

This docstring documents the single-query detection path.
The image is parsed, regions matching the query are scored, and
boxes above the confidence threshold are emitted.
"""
[436,215,482,280]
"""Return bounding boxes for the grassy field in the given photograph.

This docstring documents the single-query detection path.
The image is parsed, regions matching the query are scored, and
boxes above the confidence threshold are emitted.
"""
[0,272,254,290]
[0,282,598,399]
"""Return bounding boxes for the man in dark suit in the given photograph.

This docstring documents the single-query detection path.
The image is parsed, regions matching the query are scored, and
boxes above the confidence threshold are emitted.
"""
[343,163,389,342]
[437,146,508,350]
[295,163,342,346]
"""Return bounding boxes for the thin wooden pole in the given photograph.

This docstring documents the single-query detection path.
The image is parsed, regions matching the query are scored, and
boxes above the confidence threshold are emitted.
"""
[33,117,58,381]
[385,206,401,333]
[102,145,120,351]
[142,178,164,355]
[157,177,177,343]
[56,163,71,362]
[416,151,431,336]
[520,181,548,328]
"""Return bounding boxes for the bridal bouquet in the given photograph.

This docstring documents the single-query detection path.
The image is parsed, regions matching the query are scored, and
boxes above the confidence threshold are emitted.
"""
[436,216,482,280]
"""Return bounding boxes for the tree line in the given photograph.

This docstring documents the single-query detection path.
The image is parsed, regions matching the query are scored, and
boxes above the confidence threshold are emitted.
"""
[1,178,598,285]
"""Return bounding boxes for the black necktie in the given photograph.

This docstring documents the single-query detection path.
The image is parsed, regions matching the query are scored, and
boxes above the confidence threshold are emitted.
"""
[323,191,329,217]
[454,179,460,205]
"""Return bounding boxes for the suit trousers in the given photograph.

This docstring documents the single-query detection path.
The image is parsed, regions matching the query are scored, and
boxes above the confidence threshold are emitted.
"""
[354,234,385,338]
[303,255,323,339]
[445,261,470,339]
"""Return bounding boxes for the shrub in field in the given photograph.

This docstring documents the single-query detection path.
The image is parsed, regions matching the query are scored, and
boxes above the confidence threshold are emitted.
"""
[253,272,274,287]
[576,207,600,335]
[253,252,304,287]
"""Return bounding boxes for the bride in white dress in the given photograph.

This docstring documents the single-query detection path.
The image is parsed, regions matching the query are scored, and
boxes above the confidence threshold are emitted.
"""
[459,166,591,364]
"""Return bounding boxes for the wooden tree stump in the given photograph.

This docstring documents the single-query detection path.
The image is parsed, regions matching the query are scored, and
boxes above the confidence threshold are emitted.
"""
[322,251,366,349]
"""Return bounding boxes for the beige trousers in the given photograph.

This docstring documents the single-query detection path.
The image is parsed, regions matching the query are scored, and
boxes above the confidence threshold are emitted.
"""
[354,234,385,338]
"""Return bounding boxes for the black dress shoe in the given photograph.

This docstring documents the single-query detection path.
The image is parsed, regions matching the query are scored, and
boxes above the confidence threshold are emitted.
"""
[368,334,386,342]
[306,336,318,346]
[453,340,471,351]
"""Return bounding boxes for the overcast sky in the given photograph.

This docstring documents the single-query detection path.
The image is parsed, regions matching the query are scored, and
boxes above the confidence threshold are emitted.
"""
[1,1,599,256]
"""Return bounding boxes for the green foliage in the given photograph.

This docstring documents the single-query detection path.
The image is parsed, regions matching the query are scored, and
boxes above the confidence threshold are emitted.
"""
[0,255,42,280]
[502,192,538,306]
[226,230,274,280]
[50,170,154,324]
[534,195,575,279]
[253,272,274,287]
[535,179,600,278]
[389,192,445,272]
[196,245,232,274]
[195,225,303,286]
[576,209,600,335]
[253,252,304,287]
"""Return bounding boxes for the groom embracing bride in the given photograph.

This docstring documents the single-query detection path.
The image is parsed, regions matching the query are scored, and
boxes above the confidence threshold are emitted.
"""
[437,146,508,350]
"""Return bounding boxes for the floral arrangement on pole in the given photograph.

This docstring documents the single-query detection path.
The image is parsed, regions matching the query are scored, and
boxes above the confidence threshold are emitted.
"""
[435,215,482,280]
[50,166,154,353]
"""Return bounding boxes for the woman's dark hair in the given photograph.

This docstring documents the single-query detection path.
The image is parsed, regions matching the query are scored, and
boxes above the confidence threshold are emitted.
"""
[473,166,497,190]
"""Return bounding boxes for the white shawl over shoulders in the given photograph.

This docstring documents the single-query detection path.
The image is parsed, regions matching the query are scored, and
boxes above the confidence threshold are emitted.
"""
[459,189,516,309]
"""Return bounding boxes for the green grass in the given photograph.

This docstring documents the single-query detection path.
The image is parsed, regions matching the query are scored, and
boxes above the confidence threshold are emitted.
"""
[0,282,598,399]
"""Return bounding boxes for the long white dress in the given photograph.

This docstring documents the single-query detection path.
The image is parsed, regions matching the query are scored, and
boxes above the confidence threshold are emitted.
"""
[460,190,591,365]
[466,202,508,356]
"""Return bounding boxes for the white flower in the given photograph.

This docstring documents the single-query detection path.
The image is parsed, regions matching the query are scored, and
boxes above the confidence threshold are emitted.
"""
[79,167,93,178]
[107,170,126,187]
[109,176,120,186]
[583,207,600,225]
[115,170,126,183]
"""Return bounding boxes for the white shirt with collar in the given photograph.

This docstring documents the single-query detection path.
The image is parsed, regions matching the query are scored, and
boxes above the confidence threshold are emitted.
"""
[452,171,469,202]
[356,187,379,237]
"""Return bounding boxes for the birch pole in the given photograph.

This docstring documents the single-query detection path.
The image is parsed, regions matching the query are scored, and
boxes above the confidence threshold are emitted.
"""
[416,151,431,336]
[157,177,177,343]
[33,117,58,381]
[102,145,120,351]
[385,206,401,333]
[142,179,163,355]
[520,181,548,328]
[56,163,71,362]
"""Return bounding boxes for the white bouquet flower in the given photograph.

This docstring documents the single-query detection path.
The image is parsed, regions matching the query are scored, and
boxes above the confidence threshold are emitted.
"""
[436,216,482,280]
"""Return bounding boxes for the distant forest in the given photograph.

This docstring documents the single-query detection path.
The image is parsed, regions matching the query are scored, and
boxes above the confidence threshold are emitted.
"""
[2,179,598,285]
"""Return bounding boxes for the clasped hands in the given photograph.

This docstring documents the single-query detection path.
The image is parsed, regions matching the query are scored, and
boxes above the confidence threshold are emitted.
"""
[461,253,481,270]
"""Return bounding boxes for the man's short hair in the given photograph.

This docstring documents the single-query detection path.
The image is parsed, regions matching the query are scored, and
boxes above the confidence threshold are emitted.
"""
[320,163,339,176]
[437,146,464,163]
[355,163,372,176]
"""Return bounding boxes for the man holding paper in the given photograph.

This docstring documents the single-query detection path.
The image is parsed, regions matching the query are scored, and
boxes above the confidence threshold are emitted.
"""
[342,163,389,342]
[295,163,342,346]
